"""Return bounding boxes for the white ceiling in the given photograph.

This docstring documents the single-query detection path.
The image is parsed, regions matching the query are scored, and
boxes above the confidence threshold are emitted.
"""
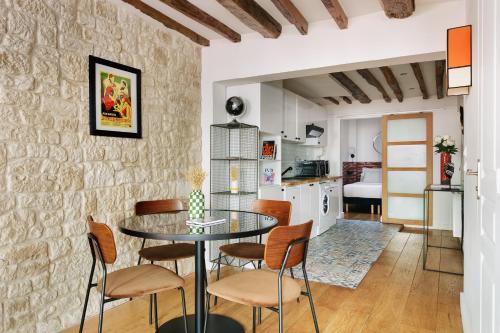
[142,0,461,41]
[282,60,443,105]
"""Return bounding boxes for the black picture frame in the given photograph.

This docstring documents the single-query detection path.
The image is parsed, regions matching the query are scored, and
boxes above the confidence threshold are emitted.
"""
[88,55,142,139]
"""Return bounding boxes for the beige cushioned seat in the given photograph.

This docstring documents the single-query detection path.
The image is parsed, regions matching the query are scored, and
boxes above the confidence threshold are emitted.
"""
[207,270,301,307]
[139,243,195,262]
[97,264,184,298]
[219,242,265,260]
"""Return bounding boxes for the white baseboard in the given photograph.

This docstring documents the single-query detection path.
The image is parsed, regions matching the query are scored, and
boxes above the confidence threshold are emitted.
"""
[460,292,472,333]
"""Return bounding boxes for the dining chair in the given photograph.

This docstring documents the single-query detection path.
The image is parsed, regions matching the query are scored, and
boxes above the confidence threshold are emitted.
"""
[215,199,292,307]
[79,216,188,333]
[135,199,196,324]
[206,220,319,333]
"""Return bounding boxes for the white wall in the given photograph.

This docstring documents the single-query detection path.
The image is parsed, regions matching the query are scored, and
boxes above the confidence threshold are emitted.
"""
[328,96,462,230]
[340,118,382,163]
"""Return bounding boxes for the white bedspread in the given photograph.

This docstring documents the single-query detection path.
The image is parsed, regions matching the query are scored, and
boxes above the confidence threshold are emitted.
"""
[343,182,382,199]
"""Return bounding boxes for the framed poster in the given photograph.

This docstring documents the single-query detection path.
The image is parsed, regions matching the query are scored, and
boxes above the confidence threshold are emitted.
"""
[89,55,142,138]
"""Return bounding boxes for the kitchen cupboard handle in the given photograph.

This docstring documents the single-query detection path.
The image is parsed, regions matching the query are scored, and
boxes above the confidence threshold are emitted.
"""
[309,183,314,187]
[281,131,284,134]
[292,196,296,199]
[284,135,287,138]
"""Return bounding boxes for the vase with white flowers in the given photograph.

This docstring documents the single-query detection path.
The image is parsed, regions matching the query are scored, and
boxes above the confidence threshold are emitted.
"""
[434,135,458,185]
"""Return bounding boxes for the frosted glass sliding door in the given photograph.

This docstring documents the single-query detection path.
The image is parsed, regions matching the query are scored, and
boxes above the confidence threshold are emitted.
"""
[382,113,433,225]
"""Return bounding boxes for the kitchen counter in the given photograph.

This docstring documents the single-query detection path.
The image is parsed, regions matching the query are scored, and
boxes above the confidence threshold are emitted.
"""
[281,176,342,187]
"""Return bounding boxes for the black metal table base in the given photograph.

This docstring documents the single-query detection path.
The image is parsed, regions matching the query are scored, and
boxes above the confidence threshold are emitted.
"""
[158,314,244,333]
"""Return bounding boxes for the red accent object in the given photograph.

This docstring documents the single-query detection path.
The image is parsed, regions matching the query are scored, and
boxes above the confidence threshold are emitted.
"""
[440,152,451,185]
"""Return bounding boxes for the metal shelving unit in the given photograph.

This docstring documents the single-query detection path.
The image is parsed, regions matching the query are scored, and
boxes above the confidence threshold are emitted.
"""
[209,121,259,264]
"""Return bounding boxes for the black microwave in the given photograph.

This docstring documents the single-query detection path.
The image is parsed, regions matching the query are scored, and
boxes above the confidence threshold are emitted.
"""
[295,160,329,178]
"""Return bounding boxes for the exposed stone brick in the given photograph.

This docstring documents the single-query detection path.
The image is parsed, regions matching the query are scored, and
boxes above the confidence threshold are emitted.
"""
[1,0,202,331]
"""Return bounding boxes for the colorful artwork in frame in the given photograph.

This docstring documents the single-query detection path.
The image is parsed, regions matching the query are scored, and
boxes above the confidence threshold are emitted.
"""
[89,55,142,138]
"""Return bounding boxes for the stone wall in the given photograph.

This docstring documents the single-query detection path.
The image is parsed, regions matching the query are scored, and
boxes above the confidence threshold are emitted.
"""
[0,0,202,331]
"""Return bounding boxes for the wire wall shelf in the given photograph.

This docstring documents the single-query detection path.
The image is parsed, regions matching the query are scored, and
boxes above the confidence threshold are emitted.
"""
[210,121,259,265]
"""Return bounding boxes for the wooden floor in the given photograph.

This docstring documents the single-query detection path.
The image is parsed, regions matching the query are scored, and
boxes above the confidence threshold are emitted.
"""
[64,231,463,333]
[343,212,381,222]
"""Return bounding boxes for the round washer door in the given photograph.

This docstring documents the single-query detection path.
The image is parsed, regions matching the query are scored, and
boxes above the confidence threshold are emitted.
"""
[322,193,330,216]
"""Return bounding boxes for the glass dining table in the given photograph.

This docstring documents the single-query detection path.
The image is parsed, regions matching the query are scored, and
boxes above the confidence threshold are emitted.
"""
[119,209,278,333]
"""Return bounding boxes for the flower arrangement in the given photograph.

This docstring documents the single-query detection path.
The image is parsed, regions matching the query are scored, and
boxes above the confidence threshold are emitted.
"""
[434,135,458,155]
[187,167,206,190]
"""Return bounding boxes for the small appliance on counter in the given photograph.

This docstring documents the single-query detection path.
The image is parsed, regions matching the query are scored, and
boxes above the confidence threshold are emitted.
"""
[291,160,329,179]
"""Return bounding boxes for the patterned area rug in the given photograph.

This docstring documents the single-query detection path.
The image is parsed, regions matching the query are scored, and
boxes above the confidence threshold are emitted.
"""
[291,219,400,289]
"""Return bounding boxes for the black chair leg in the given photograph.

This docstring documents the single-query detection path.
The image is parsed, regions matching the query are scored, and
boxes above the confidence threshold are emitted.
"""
[204,294,211,333]
[98,287,106,333]
[137,238,146,266]
[149,294,153,325]
[214,252,222,306]
[79,265,95,333]
[179,288,188,333]
[303,267,319,333]
[148,260,154,324]
[290,268,295,279]
[252,307,257,333]
[154,293,159,331]
[175,259,179,275]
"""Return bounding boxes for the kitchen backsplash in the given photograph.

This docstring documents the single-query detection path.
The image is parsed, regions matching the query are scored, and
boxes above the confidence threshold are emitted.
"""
[281,142,325,177]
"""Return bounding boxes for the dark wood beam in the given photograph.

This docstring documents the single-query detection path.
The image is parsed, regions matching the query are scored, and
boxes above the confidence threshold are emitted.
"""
[122,0,209,46]
[357,69,392,102]
[159,0,240,42]
[320,0,348,29]
[330,72,371,104]
[323,96,339,105]
[435,60,446,99]
[342,96,352,104]
[217,0,282,38]
[379,66,403,102]
[379,0,415,19]
[270,0,308,35]
[410,63,429,99]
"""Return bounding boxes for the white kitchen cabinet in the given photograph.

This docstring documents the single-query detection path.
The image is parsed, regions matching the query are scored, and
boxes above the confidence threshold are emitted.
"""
[296,96,314,143]
[283,90,297,141]
[283,186,301,226]
[299,182,320,237]
[260,83,283,135]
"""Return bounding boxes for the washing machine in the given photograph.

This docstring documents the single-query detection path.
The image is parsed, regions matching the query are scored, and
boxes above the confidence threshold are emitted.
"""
[318,181,338,235]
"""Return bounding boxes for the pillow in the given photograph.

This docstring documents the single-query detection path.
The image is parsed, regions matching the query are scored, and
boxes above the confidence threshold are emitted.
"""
[361,168,382,183]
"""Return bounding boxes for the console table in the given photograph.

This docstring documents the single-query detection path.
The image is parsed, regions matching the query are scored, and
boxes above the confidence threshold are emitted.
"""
[423,184,463,275]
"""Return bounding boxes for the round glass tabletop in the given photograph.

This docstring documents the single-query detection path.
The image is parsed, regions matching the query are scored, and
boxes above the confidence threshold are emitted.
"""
[119,209,278,241]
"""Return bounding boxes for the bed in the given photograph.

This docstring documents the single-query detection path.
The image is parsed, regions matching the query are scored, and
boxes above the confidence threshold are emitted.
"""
[342,163,382,214]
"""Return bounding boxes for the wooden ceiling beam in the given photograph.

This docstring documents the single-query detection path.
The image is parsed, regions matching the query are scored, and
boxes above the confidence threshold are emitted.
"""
[159,0,240,42]
[320,0,348,29]
[379,0,415,19]
[435,60,446,99]
[410,63,429,99]
[270,0,308,35]
[330,72,371,104]
[357,69,392,102]
[379,66,403,102]
[323,96,339,105]
[341,96,352,104]
[216,0,282,38]
[122,0,210,46]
